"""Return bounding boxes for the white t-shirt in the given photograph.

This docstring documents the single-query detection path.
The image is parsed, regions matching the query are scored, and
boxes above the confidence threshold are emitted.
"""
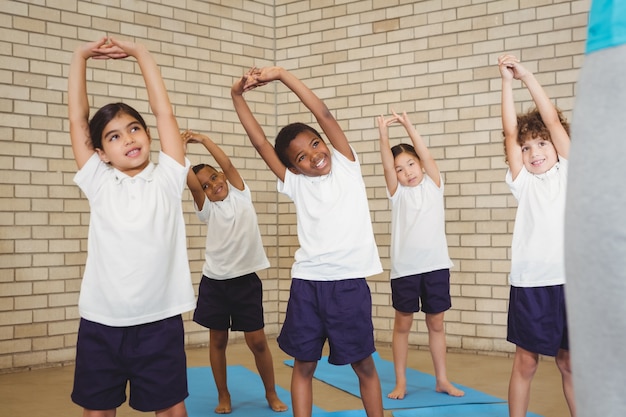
[195,182,270,280]
[74,152,196,327]
[389,175,453,279]
[278,148,382,281]
[506,159,568,287]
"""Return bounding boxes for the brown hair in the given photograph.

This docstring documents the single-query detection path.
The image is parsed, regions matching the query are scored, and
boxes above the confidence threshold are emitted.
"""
[503,107,570,161]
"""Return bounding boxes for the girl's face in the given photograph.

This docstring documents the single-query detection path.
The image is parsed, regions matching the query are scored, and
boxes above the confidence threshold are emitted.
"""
[285,131,332,177]
[195,166,229,202]
[521,136,558,175]
[96,112,152,176]
[394,151,424,187]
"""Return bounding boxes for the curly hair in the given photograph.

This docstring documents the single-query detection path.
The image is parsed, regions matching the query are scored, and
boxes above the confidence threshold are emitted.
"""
[503,107,570,161]
[274,122,324,168]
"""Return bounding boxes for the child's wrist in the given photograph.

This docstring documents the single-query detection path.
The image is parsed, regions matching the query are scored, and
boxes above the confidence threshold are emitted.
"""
[519,72,534,81]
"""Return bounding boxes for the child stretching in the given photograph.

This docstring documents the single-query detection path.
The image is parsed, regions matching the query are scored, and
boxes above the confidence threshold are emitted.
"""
[377,111,464,400]
[68,37,196,417]
[498,55,576,417]
[182,129,288,414]
[231,67,384,417]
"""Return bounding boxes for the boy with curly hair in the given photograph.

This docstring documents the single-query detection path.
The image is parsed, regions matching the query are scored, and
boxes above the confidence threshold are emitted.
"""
[498,55,575,417]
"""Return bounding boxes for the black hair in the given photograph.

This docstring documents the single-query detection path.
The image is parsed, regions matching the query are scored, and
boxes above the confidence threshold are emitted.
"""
[274,122,324,168]
[192,163,218,174]
[391,143,420,160]
[89,102,147,150]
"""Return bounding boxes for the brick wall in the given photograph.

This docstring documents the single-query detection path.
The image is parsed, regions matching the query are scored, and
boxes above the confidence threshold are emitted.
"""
[0,0,590,371]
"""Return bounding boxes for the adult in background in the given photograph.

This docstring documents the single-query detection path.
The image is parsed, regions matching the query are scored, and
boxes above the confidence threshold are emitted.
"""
[564,1,626,416]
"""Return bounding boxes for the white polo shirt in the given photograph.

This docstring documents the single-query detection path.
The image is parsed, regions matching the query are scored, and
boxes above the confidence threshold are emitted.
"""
[74,152,196,327]
[278,147,382,281]
[506,159,568,287]
[388,175,453,279]
[195,182,270,280]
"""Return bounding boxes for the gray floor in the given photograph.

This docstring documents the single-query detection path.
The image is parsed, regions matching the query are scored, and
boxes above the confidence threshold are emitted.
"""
[0,338,569,417]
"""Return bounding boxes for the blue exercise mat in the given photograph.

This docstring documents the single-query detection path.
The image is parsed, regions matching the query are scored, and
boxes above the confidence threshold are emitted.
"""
[284,352,506,410]
[392,403,543,417]
[313,411,367,417]
[187,365,328,417]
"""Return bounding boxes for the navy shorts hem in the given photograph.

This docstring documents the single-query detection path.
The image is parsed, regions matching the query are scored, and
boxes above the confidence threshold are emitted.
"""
[391,269,451,314]
[71,316,188,412]
[278,278,376,365]
[507,285,569,357]
[193,273,265,332]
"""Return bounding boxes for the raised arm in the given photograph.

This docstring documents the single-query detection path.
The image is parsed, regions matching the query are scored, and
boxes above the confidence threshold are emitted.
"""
[231,69,287,181]
[498,54,524,179]
[108,37,185,165]
[185,167,206,210]
[250,67,354,161]
[182,130,244,191]
[68,37,110,168]
[394,111,440,187]
[377,115,399,195]
[516,66,570,159]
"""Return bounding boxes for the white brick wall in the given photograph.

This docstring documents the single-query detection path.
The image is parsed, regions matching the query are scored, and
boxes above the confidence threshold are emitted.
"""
[0,0,589,371]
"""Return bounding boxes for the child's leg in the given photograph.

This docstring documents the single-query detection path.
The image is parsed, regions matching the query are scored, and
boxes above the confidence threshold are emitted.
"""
[291,359,317,417]
[244,329,288,412]
[209,329,231,414]
[425,312,464,397]
[555,348,576,417]
[351,355,384,417]
[155,401,187,417]
[508,345,539,417]
[82,410,116,417]
[389,310,413,399]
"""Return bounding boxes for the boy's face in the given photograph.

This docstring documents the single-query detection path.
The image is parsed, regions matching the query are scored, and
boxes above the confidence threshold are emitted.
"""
[394,152,424,187]
[196,166,229,202]
[521,136,558,175]
[97,112,152,177]
[285,131,332,177]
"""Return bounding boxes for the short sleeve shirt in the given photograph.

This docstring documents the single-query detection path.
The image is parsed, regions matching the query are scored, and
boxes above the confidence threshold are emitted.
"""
[506,159,568,287]
[586,0,626,53]
[277,148,382,280]
[195,182,270,280]
[74,152,196,326]
[388,175,453,279]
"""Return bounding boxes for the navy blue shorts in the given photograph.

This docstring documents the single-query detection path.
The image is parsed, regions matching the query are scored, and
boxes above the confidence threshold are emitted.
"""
[71,315,188,412]
[391,269,452,314]
[507,285,569,356]
[193,273,264,332]
[277,278,376,365]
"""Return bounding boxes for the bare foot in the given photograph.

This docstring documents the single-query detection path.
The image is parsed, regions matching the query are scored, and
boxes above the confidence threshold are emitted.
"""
[266,392,288,412]
[436,380,465,397]
[387,382,407,400]
[214,392,232,414]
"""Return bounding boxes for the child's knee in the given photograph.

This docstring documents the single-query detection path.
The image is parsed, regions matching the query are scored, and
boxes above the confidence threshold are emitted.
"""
[294,360,317,378]
[513,349,539,376]
[247,338,268,354]
[245,330,269,353]
[210,331,229,350]
[425,313,444,332]
[555,349,571,374]
[351,356,377,378]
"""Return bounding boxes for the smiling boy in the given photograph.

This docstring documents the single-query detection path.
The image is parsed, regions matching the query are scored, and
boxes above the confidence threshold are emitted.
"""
[231,66,384,417]
[498,55,576,417]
